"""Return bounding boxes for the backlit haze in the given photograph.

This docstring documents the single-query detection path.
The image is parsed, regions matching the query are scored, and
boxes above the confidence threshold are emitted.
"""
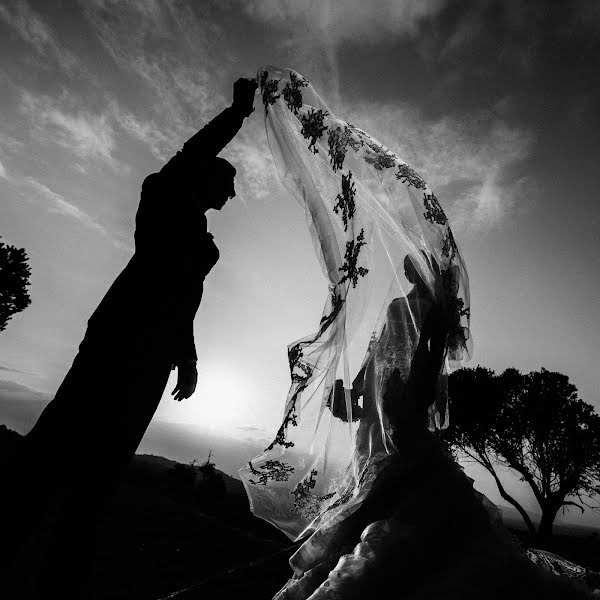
[1,1,599,529]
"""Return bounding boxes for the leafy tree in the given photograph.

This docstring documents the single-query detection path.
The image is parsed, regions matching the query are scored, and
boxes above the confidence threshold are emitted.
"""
[444,366,600,541]
[0,237,31,332]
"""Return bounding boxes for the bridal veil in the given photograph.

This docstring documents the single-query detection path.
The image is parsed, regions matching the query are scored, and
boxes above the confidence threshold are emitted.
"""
[239,67,472,541]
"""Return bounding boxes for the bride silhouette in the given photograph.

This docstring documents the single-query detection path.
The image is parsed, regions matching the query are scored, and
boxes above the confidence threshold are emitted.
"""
[240,68,595,599]
[273,262,592,599]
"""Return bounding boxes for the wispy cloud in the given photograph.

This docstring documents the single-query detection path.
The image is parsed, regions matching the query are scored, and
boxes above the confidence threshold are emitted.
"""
[19,91,121,170]
[0,378,51,402]
[0,364,23,374]
[236,425,266,433]
[237,0,450,104]
[235,0,537,231]
[0,132,25,154]
[110,103,179,163]
[0,159,7,179]
[25,177,129,249]
[0,1,78,72]
[223,121,280,203]
[81,0,275,200]
[4,171,131,251]
[417,116,535,229]
[81,0,224,125]
[76,0,236,178]
[339,100,535,230]
[239,0,448,43]
[419,1,600,76]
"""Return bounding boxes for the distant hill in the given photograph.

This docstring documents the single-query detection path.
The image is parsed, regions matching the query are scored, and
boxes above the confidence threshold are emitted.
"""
[0,391,269,479]
[129,453,246,496]
[2,421,598,598]
[0,423,294,599]
[1,422,597,540]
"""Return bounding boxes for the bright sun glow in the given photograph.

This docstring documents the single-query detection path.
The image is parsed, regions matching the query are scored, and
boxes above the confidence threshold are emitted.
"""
[160,362,256,430]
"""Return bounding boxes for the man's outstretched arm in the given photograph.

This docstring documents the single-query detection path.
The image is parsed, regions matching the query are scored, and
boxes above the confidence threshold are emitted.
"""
[160,78,258,179]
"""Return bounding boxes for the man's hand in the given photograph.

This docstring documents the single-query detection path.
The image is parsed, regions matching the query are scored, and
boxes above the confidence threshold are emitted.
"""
[233,77,258,117]
[171,360,198,401]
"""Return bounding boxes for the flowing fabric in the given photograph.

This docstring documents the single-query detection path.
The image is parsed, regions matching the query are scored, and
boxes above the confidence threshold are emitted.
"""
[239,67,472,542]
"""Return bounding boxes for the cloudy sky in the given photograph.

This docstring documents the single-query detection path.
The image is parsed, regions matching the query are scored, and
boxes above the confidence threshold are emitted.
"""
[1,1,599,524]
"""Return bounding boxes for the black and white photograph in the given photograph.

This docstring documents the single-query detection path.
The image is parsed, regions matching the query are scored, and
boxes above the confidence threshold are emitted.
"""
[0,1,599,598]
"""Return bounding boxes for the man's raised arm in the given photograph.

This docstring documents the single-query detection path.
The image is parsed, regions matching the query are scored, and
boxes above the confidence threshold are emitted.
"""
[160,78,258,179]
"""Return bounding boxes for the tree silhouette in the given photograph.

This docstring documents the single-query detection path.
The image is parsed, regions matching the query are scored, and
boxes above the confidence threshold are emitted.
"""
[444,366,600,541]
[167,452,227,514]
[195,450,227,514]
[0,237,31,332]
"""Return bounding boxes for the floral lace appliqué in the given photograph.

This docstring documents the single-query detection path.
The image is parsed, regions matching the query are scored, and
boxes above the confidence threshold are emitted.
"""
[423,192,448,226]
[442,229,458,260]
[318,289,345,336]
[291,360,313,385]
[442,267,469,354]
[333,171,357,231]
[283,71,308,115]
[346,122,368,141]
[288,343,304,372]
[300,108,329,154]
[327,126,353,172]
[396,164,427,189]
[339,228,369,288]
[324,487,354,514]
[267,375,311,451]
[268,401,298,450]
[248,460,295,486]
[260,71,281,116]
[291,470,336,520]
[288,343,313,384]
[363,142,396,170]
[267,343,315,451]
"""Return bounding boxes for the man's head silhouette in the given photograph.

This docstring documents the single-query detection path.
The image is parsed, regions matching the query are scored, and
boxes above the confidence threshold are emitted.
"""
[205,156,236,211]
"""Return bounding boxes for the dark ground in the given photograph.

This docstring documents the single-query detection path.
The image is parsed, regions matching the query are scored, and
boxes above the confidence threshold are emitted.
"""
[1,426,599,599]
[89,454,296,600]
[49,456,600,599]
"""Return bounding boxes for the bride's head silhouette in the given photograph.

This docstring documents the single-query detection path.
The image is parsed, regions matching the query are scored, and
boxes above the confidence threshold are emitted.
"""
[403,253,433,299]
[403,254,422,284]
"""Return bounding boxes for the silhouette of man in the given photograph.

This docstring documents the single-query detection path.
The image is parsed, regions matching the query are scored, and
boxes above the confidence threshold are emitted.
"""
[3,77,258,598]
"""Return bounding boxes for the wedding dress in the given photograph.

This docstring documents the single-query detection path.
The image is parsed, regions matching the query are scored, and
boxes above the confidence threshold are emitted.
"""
[239,67,595,599]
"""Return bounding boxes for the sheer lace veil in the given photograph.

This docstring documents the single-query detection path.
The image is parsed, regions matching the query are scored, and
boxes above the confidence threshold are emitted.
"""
[239,67,472,541]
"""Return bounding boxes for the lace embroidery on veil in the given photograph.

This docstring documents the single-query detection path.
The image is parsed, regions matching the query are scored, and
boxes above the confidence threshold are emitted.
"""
[239,67,472,542]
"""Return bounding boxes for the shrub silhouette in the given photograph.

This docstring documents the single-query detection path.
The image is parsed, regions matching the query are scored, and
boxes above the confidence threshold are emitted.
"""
[194,451,227,515]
